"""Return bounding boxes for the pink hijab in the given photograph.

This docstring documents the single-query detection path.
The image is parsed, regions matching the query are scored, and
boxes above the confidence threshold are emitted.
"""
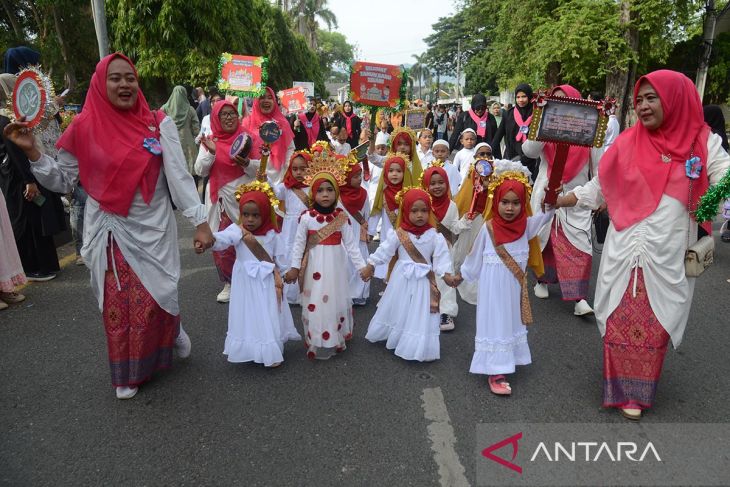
[240,87,295,171]
[542,84,591,184]
[56,53,162,217]
[599,70,710,232]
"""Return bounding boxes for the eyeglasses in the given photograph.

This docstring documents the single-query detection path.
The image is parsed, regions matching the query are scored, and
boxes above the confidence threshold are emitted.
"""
[219,111,237,119]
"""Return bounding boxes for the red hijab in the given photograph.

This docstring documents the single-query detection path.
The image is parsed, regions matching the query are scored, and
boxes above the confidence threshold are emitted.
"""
[283,151,311,189]
[399,188,433,236]
[238,190,278,235]
[542,84,592,184]
[240,87,295,171]
[383,156,406,211]
[209,101,246,204]
[340,163,368,216]
[491,179,528,246]
[422,166,451,221]
[298,111,321,146]
[342,101,356,138]
[599,70,710,232]
[391,131,413,155]
[56,53,162,217]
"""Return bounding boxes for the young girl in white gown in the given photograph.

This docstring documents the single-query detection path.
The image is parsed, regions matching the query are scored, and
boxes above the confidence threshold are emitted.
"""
[459,161,553,394]
[211,181,301,367]
[273,151,311,304]
[364,187,457,362]
[285,152,369,360]
[339,161,371,305]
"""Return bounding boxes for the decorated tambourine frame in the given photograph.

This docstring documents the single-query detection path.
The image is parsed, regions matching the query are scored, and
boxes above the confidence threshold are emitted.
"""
[10,66,58,132]
[527,92,614,149]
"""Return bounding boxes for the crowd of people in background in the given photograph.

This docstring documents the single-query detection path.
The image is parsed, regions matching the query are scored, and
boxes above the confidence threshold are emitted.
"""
[1,47,729,424]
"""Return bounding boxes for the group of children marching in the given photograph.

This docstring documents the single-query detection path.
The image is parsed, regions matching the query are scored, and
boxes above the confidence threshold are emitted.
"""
[206,127,553,396]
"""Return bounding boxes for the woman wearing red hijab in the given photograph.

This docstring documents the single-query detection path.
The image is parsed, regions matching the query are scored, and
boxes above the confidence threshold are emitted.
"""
[555,70,730,420]
[523,84,603,316]
[195,100,259,303]
[3,53,214,400]
[240,87,295,184]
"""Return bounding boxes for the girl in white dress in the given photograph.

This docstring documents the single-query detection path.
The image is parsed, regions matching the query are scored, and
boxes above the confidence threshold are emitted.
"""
[284,152,369,360]
[273,150,311,304]
[339,161,371,305]
[422,164,472,331]
[364,188,457,362]
[460,161,553,395]
[211,182,300,367]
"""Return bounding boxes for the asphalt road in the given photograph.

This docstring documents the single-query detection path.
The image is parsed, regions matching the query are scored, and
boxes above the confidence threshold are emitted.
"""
[2,216,729,486]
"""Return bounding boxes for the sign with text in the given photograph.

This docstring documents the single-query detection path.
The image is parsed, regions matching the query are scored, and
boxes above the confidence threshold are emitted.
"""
[404,109,427,130]
[527,95,607,148]
[350,61,403,108]
[279,86,307,114]
[293,81,315,98]
[218,53,267,97]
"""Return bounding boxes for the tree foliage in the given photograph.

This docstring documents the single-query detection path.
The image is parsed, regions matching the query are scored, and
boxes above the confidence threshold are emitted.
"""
[316,29,354,82]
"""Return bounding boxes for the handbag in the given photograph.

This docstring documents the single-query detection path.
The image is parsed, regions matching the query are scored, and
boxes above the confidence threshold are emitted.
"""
[684,143,714,277]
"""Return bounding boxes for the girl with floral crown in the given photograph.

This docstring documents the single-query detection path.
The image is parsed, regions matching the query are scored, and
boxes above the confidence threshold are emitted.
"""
[284,151,369,360]
[210,181,300,367]
[459,160,553,395]
[421,163,472,331]
[273,150,312,304]
[363,187,458,362]
[339,158,371,306]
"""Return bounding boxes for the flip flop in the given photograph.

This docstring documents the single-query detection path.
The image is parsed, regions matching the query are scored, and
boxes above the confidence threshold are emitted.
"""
[488,375,512,395]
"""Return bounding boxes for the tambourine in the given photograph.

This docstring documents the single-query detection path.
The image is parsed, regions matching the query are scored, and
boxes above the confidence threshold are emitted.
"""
[259,121,282,144]
[474,158,494,178]
[230,133,253,159]
[11,67,58,131]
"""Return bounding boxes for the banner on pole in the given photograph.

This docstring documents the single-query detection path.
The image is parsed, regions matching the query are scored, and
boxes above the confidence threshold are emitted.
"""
[218,53,268,97]
[349,61,405,109]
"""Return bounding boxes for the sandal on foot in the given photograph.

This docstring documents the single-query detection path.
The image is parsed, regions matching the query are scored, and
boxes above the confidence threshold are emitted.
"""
[0,292,25,304]
[488,375,512,395]
[620,405,642,421]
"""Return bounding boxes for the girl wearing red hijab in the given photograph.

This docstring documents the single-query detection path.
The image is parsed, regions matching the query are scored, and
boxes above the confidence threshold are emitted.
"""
[210,182,300,367]
[522,84,602,317]
[339,159,371,305]
[555,70,730,420]
[240,87,295,184]
[364,187,457,362]
[273,150,311,304]
[196,100,259,303]
[422,164,471,331]
[4,53,213,400]
[460,160,554,395]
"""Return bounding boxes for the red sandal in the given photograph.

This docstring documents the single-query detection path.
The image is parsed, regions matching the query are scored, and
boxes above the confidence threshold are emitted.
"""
[488,375,512,395]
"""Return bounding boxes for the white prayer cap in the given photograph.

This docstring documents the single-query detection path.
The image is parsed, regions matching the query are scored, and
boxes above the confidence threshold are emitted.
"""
[460,128,477,137]
[432,139,449,149]
[474,142,492,152]
[375,131,390,146]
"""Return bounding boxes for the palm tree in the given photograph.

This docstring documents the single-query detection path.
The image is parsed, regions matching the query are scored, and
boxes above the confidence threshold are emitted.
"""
[288,0,338,51]
[410,53,431,101]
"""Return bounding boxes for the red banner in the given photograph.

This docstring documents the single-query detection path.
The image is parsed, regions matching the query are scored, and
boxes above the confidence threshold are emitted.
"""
[218,54,266,96]
[350,61,403,108]
[279,86,307,114]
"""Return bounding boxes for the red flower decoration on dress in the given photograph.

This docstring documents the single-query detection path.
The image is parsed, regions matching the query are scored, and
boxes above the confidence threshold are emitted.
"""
[316,215,325,223]
[325,215,333,222]
[322,331,331,340]
[309,210,316,217]
[307,351,316,360]
[313,272,321,280]
[344,332,353,340]
[308,304,316,312]
[339,316,345,323]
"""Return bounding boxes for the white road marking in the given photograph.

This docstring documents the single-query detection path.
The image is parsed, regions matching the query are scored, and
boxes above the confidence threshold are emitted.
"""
[421,387,470,487]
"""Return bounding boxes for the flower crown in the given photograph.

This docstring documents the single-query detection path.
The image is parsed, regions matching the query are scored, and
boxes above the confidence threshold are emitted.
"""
[429,159,445,168]
[235,180,280,208]
[388,126,416,149]
[304,147,349,186]
[384,151,411,167]
[487,160,533,198]
[310,140,333,153]
[395,186,432,207]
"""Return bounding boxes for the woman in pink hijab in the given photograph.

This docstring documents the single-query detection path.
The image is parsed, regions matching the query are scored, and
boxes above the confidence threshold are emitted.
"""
[555,70,730,420]
[523,85,603,317]
[240,87,295,184]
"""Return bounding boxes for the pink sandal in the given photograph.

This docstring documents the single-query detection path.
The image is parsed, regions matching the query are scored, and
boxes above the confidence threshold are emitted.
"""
[488,375,512,395]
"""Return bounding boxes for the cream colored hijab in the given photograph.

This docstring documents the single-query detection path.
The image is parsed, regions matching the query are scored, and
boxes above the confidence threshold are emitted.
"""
[0,73,17,118]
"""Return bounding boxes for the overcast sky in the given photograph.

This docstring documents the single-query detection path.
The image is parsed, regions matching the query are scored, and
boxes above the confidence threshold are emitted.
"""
[327,0,456,66]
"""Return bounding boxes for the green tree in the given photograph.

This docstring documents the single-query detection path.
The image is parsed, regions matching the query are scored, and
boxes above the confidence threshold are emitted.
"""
[410,54,432,100]
[316,29,354,82]
[288,0,338,50]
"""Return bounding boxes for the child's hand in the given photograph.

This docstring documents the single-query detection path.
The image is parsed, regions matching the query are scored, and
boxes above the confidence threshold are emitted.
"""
[443,273,458,288]
[284,268,299,284]
[360,264,374,282]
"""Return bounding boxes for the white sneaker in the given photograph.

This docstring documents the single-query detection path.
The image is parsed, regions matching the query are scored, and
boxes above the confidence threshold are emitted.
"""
[534,283,549,299]
[175,325,192,358]
[574,299,594,316]
[217,283,231,303]
[116,386,138,400]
